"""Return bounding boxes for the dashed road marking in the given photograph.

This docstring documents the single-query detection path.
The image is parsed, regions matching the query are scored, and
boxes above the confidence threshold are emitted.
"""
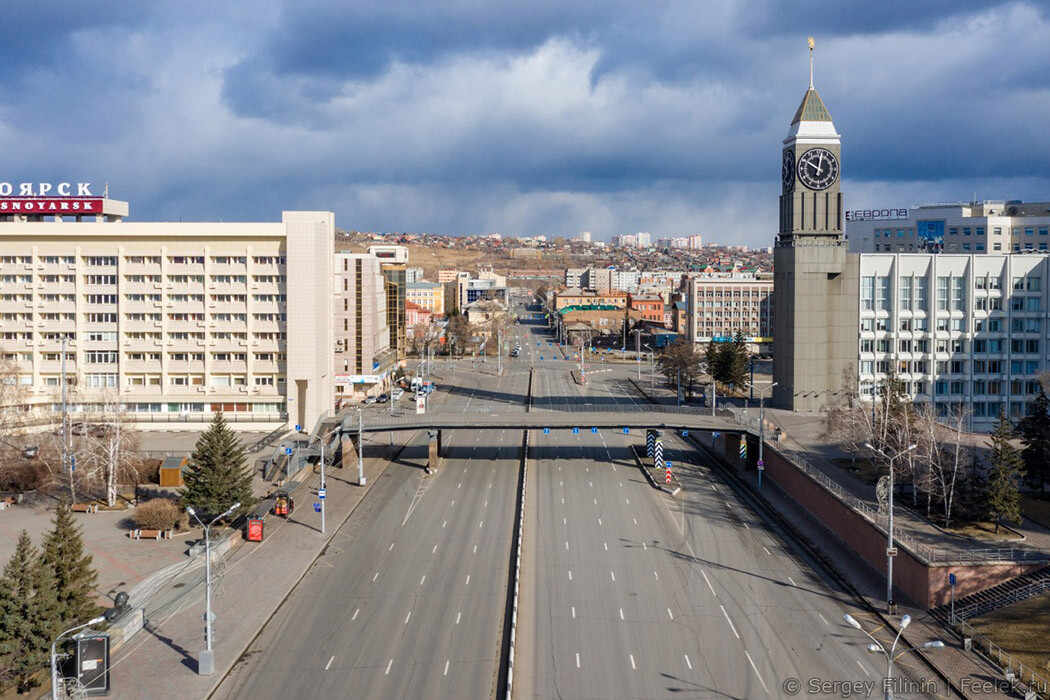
[568,570,573,581]
[788,576,797,587]
[352,608,359,621]
[629,654,636,670]
[654,571,659,581]
[404,612,411,625]
[576,653,581,668]
[372,572,379,583]
[610,571,616,582]
[444,660,450,676]
[818,613,829,626]
[744,651,769,693]
[684,655,692,670]
[432,545,438,554]
[720,605,739,638]
[701,569,716,596]
[388,543,395,551]
[667,608,674,620]
[763,546,772,556]
[619,608,624,620]
[465,575,471,585]
[385,659,393,675]
[326,655,335,671]
[856,660,870,676]
[571,606,576,619]
[420,575,426,585]
[456,612,461,624]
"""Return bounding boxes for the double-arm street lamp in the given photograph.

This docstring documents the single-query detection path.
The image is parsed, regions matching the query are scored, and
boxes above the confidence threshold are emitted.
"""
[187,501,241,675]
[51,615,107,700]
[864,442,917,613]
[843,613,943,700]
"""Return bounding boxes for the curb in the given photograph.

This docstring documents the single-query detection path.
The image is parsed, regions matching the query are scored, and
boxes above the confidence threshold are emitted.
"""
[629,443,681,496]
[500,429,529,700]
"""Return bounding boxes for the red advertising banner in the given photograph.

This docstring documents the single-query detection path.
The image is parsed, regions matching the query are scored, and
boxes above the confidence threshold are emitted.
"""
[0,198,103,214]
[246,518,264,542]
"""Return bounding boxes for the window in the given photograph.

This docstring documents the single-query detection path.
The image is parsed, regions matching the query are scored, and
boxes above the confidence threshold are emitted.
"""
[1028,297,1041,312]
[85,275,117,285]
[1028,277,1042,292]
[254,376,275,386]
[84,351,118,364]
[84,256,118,266]
[85,373,118,388]
[860,319,873,332]
[936,276,949,311]
[899,276,912,311]
[861,276,875,311]
[876,276,891,311]
[84,313,117,323]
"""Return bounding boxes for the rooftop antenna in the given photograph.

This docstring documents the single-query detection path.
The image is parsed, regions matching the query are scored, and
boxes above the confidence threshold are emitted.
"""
[808,36,815,89]
[103,182,109,198]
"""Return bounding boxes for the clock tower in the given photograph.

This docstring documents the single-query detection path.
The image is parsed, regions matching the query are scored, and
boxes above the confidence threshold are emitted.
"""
[772,40,859,411]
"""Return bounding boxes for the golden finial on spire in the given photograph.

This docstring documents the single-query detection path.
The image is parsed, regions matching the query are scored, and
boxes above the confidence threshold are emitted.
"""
[807,36,815,88]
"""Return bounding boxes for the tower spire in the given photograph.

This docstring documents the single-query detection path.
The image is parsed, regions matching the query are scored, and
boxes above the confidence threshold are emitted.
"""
[808,36,814,89]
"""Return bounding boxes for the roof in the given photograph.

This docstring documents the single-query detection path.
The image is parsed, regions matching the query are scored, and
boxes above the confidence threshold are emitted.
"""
[791,88,833,124]
[559,304,621,314]
[161,456,188,471]
[406,281,442,290]
[672,301,688,310]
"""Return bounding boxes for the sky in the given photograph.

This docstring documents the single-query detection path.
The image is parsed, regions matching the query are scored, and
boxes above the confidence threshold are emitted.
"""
[2,1,1050,247]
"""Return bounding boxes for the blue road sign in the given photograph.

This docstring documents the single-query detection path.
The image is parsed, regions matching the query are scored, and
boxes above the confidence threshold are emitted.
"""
[318,489,326,499]
[949,573,956,586]
[285,447,293,455]
[713,432,721,438]
[682,430,689,437]
[543,427,550,434]
[313,503,321,512]
[572,427,579,434]
[70,455,76,472]
[622,427,630,434]
[295,424,301,432]
[591,427,598,434]
[666,461,672,468]
[540,356,544,360]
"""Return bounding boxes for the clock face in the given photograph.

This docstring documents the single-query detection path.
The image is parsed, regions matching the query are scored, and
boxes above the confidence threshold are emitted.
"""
[796,148,839,191]
[782,151,795,193]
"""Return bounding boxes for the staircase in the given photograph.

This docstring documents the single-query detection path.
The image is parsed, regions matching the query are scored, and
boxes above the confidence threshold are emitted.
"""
[931,565,1050,623]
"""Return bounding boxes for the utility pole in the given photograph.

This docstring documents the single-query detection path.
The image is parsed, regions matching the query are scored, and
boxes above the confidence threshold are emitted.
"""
[358,409,366,486]
[711,380,716,417]
[497,325,502,375]
[758,382,777,491]
[60,335,72,502]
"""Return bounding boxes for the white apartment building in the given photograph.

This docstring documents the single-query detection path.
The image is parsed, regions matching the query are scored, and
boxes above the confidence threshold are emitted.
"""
[0,203,334,430]
[848,201,1050,255]
[334,253,394,404]
[564,268,586,289]
[687,274,774,353]
[858,253,1049,429]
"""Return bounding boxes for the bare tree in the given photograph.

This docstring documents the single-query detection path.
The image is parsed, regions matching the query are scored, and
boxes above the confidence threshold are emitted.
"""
[81,398,140,507]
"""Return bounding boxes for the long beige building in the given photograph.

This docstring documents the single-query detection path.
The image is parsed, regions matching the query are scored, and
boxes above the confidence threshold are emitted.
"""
[0,201,334,430]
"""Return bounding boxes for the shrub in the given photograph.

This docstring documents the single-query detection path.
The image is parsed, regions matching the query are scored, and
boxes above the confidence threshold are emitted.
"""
[132,499,186,531]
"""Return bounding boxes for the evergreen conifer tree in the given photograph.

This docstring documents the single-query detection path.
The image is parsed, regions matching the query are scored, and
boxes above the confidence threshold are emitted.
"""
[0,531,62,692]
[984,413,1026,533]
[1017,389,1050,495]
[727,331,751,390]
[41,503,100,625]
[180,412,256,521]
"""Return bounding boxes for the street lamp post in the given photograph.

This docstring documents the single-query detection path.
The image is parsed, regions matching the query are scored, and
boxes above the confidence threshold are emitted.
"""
[757,382,778,491]
[865,442,917,613]
[358,408,366,486]
[51,615,107,700]
[186,501,241,675]
[843,613,943,700]
[317,425,342,534]
[643,344,654,389]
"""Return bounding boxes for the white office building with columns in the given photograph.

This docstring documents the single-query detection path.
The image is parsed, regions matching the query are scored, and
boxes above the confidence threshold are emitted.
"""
[0,195,334,431]
[858,252,1049,430]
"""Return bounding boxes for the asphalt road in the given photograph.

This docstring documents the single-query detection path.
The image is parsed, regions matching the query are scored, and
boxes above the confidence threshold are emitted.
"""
[517,348,939,698]
[214,423,522,698]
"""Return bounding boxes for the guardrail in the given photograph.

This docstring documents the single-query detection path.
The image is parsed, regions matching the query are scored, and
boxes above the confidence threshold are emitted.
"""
[724,407,1049,565]
[10,411,287,427]
[953,616,1050,698]
[954,579,1050,621]
[503,429,529,699]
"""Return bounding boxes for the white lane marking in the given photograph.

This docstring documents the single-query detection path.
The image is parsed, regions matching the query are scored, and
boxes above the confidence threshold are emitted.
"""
[465,575,471,585]
[684,654,692,670]
[763,546,772,556]
[352,608,359,621]
[642,542,647,551]
[432,545,438,554]
[484,500,488,508]
[560,481,563,487]
[458,483,462,489]
[385,659,393,675]
[744,651,769,693]
[720,605,740,639]
[576,653,581,668]
[456,612,461,624]
[711,485,716,491]
[565,541,569,550]
[568,570,573,581]
[463,468,467,473]
[817,613,829,626]
[604,542,608,551]
[856,660,870,676]
[593,498,598,505]
[326,655,335,671]
[612,465,616,472]
[372,572,379,582]
[629,654,636,670]
[619,482,623,487]
[633,518,638,525]
[667,608,674,620]
[442,521,447,528]
[451,500,455,507]
[744,523,750,530]
[589,481,593,487]
[404,612,411,625]
[388,543,395,551]
[444,660,450,676]
[654,571,659,581]
[561,497,565,504]
[619,608,625,620]
[473,544,477,554]
[625,498,630,505]
[610,571,616,582]
[701,569,716,596]
[788,576,797,587]
[420,575,426,586]
[563,517,567,525]
[571,606,576,619]
[598,518,603,526]
[479,520,484,528]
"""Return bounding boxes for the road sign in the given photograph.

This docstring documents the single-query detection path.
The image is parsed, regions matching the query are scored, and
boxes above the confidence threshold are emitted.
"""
[543,427,550,434]
[572,427,579,434]
[70,455,76,472]
[285,448,293,455]
[666,461,672,469]
[313,503,321,512]
[295,424,301,432]
[886,547,898,557]
[757,459,765,471]
[318,489,326,499]
[416,395,427,414]
[591,427,598,434]
[622,427,629,434]
[739,442,747,460]
[665,468,672,484]
[681,430,689,437]
[713,432,721,438]
[949,573,956,586]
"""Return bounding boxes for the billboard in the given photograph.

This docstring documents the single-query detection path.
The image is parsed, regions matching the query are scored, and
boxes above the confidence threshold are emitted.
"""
[0,198,103,214]
[916,220,945,252]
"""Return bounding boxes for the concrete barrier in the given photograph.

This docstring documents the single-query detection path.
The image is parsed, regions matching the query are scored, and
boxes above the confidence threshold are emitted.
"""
[501,429,529,700]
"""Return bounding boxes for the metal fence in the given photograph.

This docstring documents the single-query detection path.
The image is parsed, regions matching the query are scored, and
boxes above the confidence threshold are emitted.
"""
[725,407,1049,565]
[954,579,1050,621]
[953,615,1050,699]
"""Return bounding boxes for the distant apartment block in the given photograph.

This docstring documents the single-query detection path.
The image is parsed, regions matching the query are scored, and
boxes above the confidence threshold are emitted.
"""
[687,274,774,353]
[406,281,445,317]
[334,253,395,404]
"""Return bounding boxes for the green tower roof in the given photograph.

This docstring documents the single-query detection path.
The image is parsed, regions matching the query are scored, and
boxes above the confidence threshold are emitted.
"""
[790,88,833,125]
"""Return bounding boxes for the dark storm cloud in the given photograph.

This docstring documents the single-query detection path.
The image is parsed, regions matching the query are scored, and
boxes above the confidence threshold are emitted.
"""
[1,1,1049,245]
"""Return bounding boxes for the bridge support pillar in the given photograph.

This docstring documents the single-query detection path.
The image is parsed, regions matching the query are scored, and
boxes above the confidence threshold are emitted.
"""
[341,433,360,470]
[428,429,442,472]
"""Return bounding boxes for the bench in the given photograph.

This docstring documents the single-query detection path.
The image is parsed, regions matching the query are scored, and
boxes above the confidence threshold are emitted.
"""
[71,504,99,514]
[129,529,171,540]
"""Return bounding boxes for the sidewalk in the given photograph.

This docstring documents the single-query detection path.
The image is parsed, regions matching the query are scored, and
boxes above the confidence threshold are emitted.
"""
[107,433,419,699]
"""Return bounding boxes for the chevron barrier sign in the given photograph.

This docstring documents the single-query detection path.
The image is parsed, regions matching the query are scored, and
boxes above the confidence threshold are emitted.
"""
[665,467,672,484]
[653,439,664,468]
[739,441,747,460]
[646,429,656,457]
